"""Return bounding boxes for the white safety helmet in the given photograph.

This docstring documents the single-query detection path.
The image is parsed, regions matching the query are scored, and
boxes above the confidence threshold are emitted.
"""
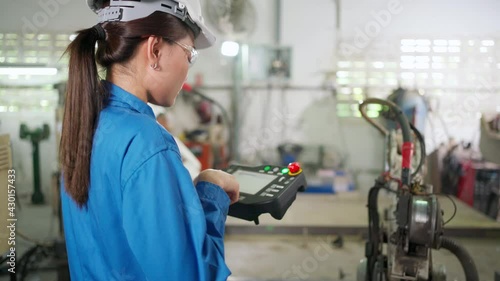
[86,0,215,49]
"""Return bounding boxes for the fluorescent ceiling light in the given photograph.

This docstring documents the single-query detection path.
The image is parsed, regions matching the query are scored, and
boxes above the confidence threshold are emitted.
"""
[221,41,240,57]
[0,67,58,76]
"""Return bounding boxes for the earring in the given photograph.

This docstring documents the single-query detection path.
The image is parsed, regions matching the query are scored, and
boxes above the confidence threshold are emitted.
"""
[150,63,158,70]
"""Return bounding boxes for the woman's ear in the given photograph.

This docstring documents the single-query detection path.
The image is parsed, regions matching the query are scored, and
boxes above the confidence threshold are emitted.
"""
[146,36,162,66]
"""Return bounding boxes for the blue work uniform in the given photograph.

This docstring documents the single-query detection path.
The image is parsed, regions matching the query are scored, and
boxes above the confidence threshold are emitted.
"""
[61,82,231,280]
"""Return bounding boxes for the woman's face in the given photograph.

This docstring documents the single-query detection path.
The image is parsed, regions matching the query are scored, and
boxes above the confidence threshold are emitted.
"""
[144,35,194,107]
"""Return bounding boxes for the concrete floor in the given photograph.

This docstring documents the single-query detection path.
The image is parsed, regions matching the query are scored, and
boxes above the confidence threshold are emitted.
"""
[225,235,500,281]
[226,193,500,232]
[1,193,499,281]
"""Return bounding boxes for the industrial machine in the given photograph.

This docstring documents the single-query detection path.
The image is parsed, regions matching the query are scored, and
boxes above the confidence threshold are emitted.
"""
[386,87,428,134]
[479,114,500,165]
[19,123,50,205]
[227,162,307,225]
[357,98,479,281]
[182,83,233,166]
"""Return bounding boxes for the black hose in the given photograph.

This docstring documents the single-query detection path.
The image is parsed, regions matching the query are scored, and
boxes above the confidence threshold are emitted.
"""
[359,98,412,143]
[409,122,425,177]
[440,237,479,281]
[359,99,412,186]
[18,245,38,281]
[366,182,383,280]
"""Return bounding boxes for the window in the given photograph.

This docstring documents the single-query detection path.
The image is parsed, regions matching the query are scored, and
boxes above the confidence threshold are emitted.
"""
[336,37,500,118]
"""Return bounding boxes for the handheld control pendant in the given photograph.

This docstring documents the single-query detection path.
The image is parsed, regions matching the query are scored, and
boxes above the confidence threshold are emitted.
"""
[226,162,307,225]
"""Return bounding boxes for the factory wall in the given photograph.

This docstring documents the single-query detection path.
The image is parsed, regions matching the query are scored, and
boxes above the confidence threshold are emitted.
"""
[188,0,386,192]
[1,0,499,195]
[340,0,500,37]
[339,0,500,152]
[191,0,500,191]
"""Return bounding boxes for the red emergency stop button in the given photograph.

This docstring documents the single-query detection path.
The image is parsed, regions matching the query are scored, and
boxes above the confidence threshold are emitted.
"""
[288,162,302,176]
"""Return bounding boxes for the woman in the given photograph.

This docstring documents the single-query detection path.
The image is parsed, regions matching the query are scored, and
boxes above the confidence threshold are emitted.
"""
[59,0,239,280]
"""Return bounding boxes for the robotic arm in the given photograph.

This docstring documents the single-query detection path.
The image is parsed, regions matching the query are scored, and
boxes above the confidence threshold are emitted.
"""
[358,98,479,281]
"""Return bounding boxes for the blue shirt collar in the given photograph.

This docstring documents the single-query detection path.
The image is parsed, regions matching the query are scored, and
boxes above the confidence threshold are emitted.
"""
[104,81,156,119]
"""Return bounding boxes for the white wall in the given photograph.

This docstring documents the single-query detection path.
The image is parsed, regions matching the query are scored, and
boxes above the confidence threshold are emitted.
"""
[340,0,500,37]
[281,0,337,86]
[2,0,498,85]
[188,0,279,86]
[339,0,500,153]
[2,0,500,193]
[424,91,499,153]
[0,0,95,34]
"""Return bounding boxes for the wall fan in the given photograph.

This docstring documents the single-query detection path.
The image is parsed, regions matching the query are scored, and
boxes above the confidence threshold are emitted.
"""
[205,0,257,38]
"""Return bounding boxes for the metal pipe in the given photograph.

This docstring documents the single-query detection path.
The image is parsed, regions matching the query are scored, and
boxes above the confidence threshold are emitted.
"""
[231,48,244,162]
[275,0,281,45]
[197,85,500,93]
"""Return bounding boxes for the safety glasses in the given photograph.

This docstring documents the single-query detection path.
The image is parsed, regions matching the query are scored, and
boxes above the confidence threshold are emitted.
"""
[163,37,198,66]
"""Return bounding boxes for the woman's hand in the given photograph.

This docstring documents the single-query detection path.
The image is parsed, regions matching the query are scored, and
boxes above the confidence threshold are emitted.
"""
[194,169,240,204]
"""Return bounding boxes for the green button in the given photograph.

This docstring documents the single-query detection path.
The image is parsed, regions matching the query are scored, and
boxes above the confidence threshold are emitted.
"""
[281,168,289,174]
[264,166,271,171]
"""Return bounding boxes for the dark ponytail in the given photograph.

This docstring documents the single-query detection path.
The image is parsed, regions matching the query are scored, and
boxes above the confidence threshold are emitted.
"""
[60,12,191,207]
[60,25,107,208]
